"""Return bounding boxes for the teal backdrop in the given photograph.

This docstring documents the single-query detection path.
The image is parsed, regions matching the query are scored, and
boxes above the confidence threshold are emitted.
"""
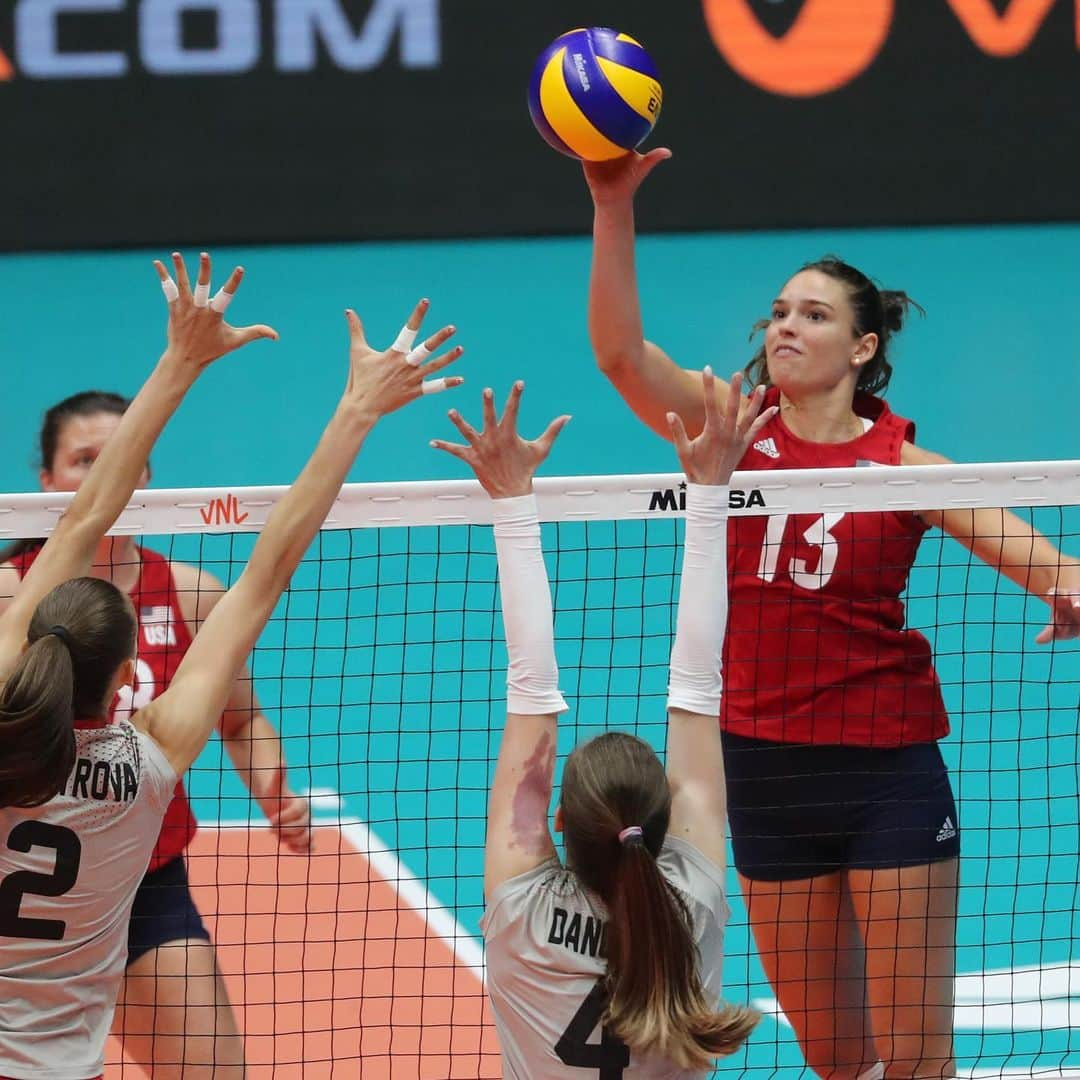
[2,223,1077,493]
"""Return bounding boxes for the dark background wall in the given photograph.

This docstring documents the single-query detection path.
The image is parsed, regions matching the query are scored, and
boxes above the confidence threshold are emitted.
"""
[3,0,1078,252]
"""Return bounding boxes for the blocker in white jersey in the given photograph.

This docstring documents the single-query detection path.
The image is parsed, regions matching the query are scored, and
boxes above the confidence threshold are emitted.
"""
[481,837,730,1079]
[0,269,459,1080]
[431,374,773,1076]
[0,720,175,1080]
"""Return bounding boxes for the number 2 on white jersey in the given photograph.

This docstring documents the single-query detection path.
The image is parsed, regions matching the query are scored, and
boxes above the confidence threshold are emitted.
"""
[756,512,845,590]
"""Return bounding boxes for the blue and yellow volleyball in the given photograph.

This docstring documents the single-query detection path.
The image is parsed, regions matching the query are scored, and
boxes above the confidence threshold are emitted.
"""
[527,28,662,162]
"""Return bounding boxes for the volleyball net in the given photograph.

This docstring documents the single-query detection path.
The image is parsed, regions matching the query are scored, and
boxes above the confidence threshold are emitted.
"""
[2,461,1079,1079]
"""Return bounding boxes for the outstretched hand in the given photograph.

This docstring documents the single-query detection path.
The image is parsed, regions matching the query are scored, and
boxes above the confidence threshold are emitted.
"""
[155,252,278,373]
[253,765,313,855]
[343,299,464,418]
[582,147,672,206]
[667,368,776,486]
[430,381,570,499]
[1036,584,1080,645]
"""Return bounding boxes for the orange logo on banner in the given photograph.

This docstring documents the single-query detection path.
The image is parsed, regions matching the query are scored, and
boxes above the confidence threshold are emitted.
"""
[199,494,249,527]
[702,0,894,96]
[0,48,13,81]
[945,0,1057,56]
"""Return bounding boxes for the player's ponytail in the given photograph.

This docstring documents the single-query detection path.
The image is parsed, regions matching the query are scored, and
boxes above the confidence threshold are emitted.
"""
[562,732,760,1070]
[0,577,136,808]
[0,633,76,808]
[744,256,923,397]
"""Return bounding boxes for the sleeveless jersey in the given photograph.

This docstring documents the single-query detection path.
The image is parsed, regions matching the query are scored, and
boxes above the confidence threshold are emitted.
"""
[723,389,948,747]
[10,546,198,867]
[480,837,730,1080]
[0,720,176,1079]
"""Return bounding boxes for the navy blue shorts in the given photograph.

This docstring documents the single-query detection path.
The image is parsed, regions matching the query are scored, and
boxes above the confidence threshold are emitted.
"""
[127,855,211,967]
[722,732,960,881]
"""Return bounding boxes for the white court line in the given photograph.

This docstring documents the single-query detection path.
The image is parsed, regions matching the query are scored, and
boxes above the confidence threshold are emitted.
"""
[755,959,1080,1079]
[961,1072,1080,1079]
[756,958,1080,1036]
[337,819,486,980]
[198,815,485,982]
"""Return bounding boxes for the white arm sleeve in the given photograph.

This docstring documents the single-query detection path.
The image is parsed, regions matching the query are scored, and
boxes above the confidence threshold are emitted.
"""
[667,483,729,716]
[493,494,569,716]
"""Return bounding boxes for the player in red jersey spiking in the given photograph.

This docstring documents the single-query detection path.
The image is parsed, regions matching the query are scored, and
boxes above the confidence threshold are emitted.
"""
[583,149,1080,1080]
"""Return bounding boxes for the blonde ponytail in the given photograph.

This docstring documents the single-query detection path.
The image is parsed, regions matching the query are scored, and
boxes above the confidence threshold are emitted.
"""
[562,732,761,1071]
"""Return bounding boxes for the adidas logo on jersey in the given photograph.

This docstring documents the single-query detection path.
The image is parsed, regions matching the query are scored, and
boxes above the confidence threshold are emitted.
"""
[753,436,780,459]
[936,816,957,842]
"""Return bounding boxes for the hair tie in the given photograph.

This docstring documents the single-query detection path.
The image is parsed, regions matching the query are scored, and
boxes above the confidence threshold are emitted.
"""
[47,625,74,652]
[618,825,643,846]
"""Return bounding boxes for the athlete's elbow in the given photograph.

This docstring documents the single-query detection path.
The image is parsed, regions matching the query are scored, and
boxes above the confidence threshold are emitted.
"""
[593,343,641,381]
[56,507,108,552]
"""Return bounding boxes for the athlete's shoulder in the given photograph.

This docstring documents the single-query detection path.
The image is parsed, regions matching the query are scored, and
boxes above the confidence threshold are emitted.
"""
[899,441,951,467]
[167,560,225,630]
[857,391,916,437]
[0,561,22,615]
[658,837,728,914]
[2,541,44,577]
[168,559,223,592]
[482,858,571,935]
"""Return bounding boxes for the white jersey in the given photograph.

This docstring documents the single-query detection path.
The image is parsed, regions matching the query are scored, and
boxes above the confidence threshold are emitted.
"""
[480,836,731,1080]
[0,719,176,1079]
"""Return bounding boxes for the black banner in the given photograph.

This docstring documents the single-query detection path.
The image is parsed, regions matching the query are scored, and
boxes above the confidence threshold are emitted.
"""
[1,0,1078,252]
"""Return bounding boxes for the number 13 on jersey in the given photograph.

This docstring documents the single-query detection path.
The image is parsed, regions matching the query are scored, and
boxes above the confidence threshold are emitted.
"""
[756,512,846,591]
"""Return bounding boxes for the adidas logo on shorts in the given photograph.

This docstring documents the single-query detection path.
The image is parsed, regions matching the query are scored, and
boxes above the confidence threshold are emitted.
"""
[936,816,957,842]
[753,436,780,459]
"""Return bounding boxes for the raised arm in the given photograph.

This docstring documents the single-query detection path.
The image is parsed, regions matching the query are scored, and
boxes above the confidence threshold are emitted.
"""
[901,441,1080,644]
[141,302,464,778]
[664,370,774,869]
[431,382,570,898]
[173,564,312,852]
[0,253,277,680]
[584,152,734,440]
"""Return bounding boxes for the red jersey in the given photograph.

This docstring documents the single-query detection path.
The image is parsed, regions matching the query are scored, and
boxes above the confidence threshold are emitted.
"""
[722,388,949,747]
[10,545,198,868]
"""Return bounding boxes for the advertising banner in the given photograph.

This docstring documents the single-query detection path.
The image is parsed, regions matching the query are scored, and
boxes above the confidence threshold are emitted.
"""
[2,1,1078,251]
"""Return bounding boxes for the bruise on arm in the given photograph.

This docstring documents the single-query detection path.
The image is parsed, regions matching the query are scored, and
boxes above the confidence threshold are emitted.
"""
[509,728,556,855]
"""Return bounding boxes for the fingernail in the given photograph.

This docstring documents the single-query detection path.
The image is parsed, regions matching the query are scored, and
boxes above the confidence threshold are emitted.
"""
[429,440,438,447]
[703,365,712,376]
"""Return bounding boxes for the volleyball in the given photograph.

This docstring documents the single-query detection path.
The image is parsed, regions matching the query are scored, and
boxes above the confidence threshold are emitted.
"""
[527,28,663,162]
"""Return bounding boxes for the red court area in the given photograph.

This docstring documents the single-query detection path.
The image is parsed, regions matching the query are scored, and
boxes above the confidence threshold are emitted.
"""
[105,826,500,1079]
